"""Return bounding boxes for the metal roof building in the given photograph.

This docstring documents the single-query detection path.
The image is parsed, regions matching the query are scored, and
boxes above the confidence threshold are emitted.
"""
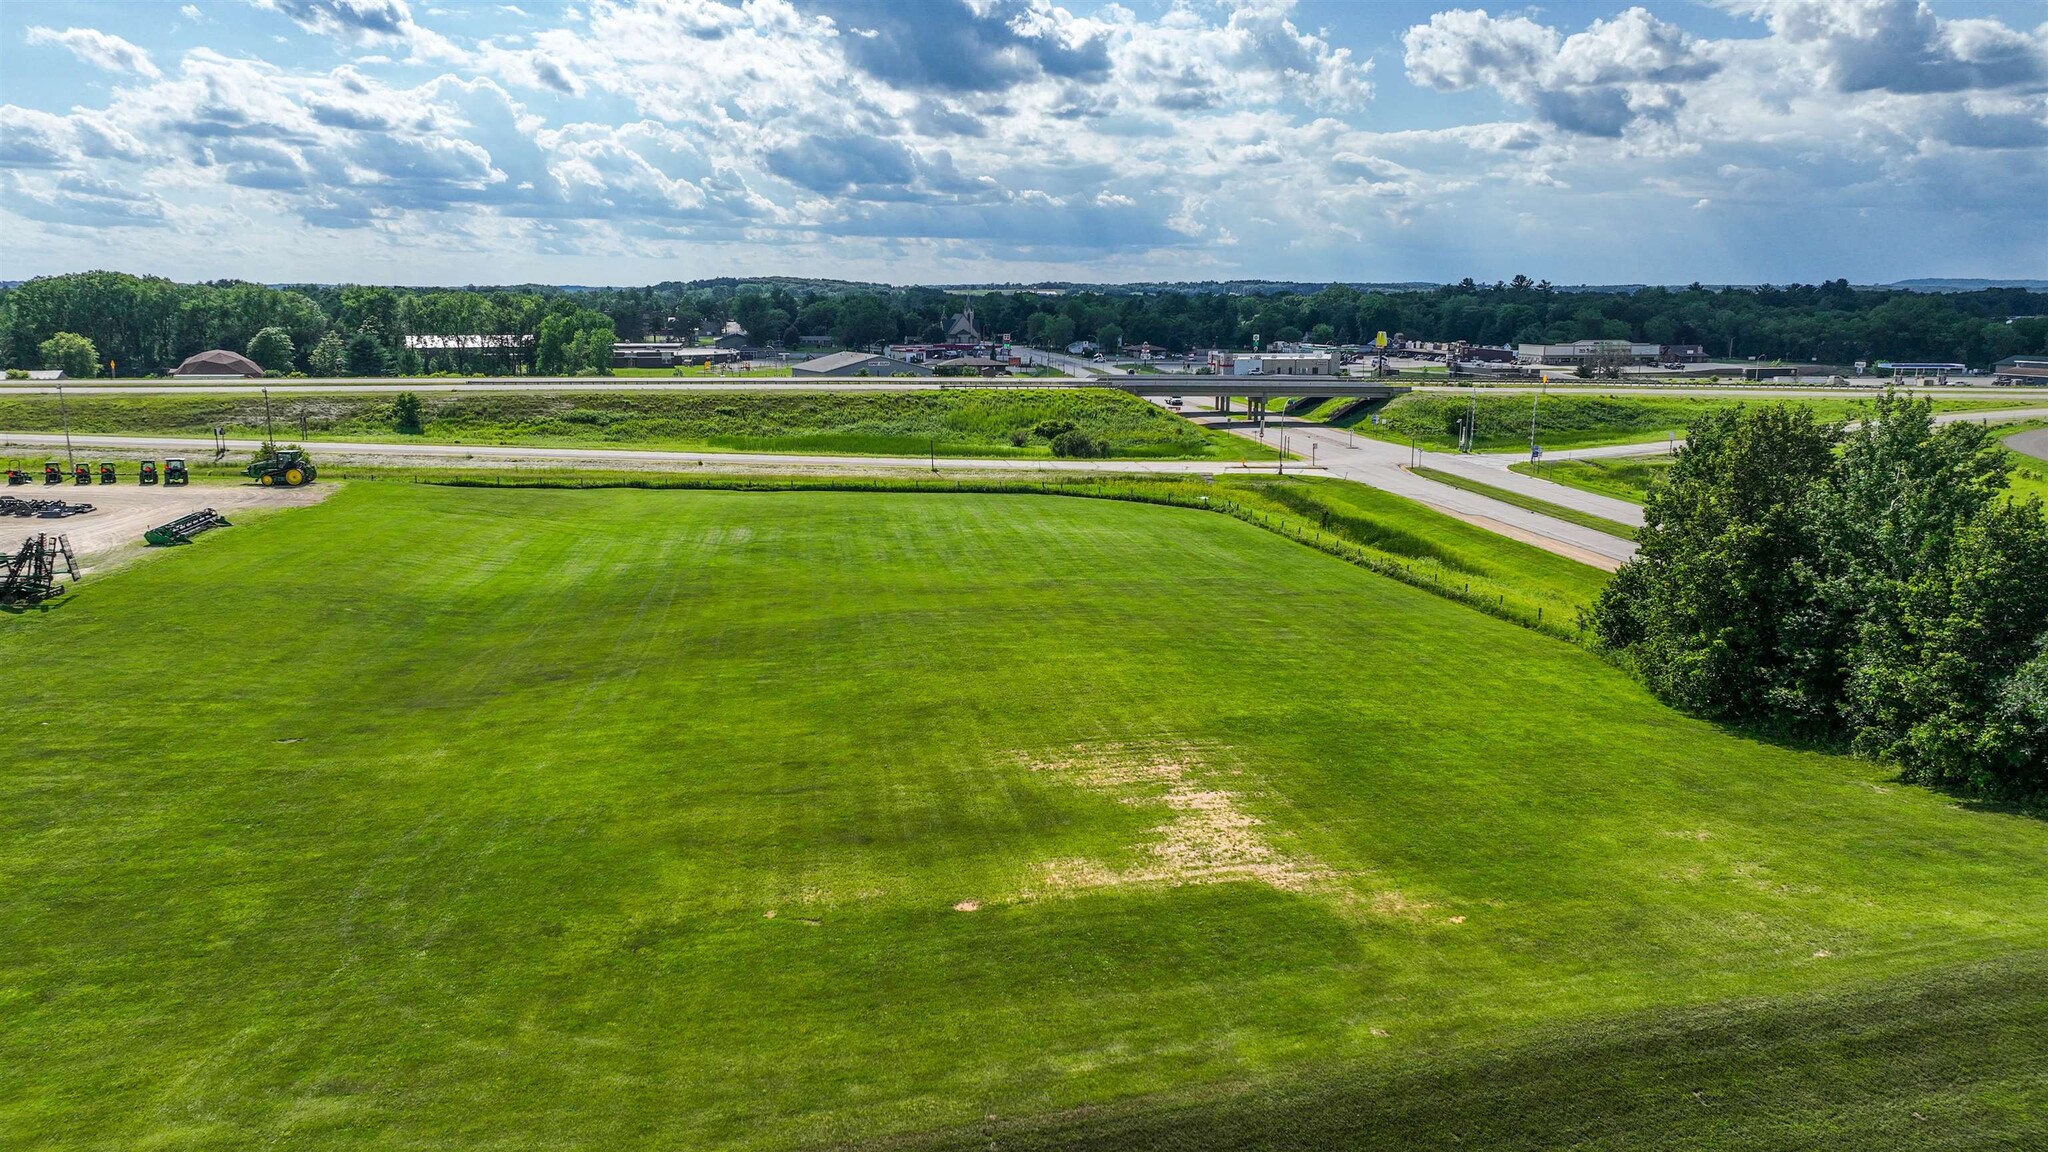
[170,349,264,377]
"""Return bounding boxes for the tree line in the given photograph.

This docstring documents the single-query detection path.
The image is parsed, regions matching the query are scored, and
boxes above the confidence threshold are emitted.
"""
[1594,393,2048,804]
[3,271,2042,378]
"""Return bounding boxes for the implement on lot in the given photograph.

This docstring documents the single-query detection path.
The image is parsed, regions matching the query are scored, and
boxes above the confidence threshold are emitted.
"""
[0,496,94,518]
[144,509,230,547]
[0,533,78,606]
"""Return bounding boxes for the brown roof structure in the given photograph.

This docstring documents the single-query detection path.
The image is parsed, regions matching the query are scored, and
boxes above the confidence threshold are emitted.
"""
[172,349,264,377]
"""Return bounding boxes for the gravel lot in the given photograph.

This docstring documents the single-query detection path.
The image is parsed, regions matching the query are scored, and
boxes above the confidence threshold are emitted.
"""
[2,480,330,573]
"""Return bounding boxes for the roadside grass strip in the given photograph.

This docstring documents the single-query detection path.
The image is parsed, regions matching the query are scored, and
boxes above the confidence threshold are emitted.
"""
[1409,465,1640,540]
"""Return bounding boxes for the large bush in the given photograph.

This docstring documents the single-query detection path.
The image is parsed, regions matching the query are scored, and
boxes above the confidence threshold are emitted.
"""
[1593,392,2048,801]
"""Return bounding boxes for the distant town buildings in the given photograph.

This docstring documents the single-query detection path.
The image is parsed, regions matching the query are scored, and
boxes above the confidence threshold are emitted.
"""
[1994,355,2048,385]
[612,343,739,368]
[1208,351,1342,376]
[792,351,932,376]
[1514,340,1707,366]
[944,304,981,342]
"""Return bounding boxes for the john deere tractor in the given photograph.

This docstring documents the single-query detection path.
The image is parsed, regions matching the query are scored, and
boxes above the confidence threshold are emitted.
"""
[246,447,317,487]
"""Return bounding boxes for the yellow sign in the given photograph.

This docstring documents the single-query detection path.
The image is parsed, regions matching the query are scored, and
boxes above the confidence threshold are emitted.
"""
[1374,331,1388,349]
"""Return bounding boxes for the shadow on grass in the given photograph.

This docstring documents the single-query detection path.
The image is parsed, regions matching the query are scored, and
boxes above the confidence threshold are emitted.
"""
[867,953,2048,1152]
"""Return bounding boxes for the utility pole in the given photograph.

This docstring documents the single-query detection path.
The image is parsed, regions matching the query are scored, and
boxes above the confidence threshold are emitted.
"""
[58,384,73,466]
[263,387,276,446]
[1529,382,1545,461]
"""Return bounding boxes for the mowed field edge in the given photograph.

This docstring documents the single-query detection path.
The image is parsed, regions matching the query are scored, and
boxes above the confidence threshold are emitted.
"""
[4,484,2047,1150]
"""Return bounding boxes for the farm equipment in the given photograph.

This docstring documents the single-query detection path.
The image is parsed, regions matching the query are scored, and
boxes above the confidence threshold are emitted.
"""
[139,460,159,485]
[246,447,317,487]
[0,497,93,518]
[164,458,189,486]
[73,463,91,485]
[44,461,63,484]
[0,533,77,606]
[98,462,118,484]
[5,469,29,485]
[144,508,230,546]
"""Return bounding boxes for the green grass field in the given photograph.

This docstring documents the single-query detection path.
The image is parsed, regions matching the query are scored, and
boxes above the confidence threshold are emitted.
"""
[0,389,1273,461]
[1347,394,2017,453]
[1509,456,1675,504]
[6,483,2047,1149]
[1409,466,1638,539]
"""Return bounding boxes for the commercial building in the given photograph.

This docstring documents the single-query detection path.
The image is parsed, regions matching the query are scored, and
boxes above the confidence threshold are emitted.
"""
[1515,340,1705,366]
[1993,355,2048,385]
[792,351,931,377]
[1209,351,1342,376]
[612,343,737,368]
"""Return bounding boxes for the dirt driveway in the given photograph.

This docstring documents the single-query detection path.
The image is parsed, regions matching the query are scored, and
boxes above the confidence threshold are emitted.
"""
[2,481,330,574]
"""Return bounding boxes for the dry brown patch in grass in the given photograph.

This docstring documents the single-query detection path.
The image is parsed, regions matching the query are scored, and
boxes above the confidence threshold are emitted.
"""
[1020,744,1337,897]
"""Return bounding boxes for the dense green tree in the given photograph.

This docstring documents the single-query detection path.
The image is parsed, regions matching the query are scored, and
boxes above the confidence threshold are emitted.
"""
[308,330,346,376]
[345,332,389,377]
[1596,392,2048,801]
[535,309,616,375]
[246,326,296,372]
[38,331,100,379]
[392,392,424,433]
[1592,404,1844,731]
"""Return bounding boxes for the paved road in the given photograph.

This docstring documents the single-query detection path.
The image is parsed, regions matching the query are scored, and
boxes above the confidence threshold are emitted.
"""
[2006,428,2048,462]
[0,431,1266,477]
[1194,416,1636,568]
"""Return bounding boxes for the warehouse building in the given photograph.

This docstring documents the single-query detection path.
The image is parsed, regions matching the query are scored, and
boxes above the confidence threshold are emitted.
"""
[792,351,931,377]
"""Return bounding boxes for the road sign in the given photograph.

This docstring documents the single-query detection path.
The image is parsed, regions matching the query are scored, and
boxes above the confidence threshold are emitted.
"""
[1374,331,1388,349]
[1532,445,1543,459]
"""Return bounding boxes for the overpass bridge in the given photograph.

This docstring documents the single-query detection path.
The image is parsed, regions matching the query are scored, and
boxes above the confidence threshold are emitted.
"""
[1103,375,1408,413]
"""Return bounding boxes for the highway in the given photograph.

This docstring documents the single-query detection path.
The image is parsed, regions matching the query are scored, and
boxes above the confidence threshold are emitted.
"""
[10,404,2043,577]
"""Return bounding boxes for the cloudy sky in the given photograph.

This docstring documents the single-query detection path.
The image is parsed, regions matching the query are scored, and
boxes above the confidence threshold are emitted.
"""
[2,0,2044,285]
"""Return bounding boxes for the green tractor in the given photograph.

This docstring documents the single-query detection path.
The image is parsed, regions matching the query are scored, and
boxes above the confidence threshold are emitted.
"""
[246,447,317,488]
[164,458,189,486]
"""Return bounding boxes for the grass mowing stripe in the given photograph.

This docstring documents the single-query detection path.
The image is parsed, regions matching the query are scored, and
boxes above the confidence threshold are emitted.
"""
[8,485,2045,1149]
[388,467,1608,637]
[900,951,2048,1151]
[1410,466,1639,540]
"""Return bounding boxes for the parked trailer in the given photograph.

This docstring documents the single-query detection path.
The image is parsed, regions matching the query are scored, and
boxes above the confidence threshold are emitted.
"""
[0,533,77,606]
[144,508,231,546]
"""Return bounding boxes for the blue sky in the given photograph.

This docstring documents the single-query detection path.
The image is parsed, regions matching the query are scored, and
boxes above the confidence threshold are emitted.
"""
[1,0,2043,285]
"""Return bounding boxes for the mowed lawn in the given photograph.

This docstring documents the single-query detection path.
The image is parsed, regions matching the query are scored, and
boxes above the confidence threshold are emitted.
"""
[5,485,2048,1150]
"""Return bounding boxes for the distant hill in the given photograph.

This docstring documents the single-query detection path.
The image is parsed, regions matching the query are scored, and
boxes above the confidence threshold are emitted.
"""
[1887,278,2048,292]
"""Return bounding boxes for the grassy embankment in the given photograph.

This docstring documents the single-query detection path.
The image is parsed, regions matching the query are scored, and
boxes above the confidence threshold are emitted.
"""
[0,389,1274,461]
[1510,456,1676,504]
[1408,465,1638,540]
[5,483,2046,1150]
[1509,418,2048,506]
[1338,394,2018,453]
